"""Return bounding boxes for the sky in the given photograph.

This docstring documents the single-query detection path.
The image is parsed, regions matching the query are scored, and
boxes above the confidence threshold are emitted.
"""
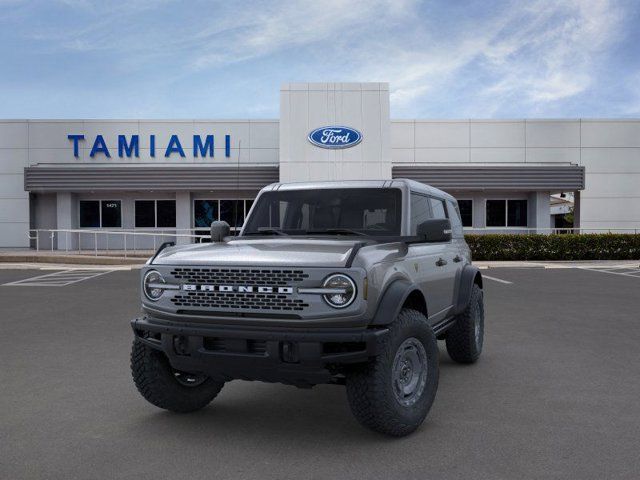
[0,0,639,119]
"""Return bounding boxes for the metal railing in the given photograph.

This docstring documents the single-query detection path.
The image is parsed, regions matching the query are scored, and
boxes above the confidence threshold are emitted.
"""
[27,228,212,257]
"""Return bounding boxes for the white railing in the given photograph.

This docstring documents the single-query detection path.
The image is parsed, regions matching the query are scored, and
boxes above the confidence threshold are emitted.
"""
[464,227,639,234]
[27,228,212,257]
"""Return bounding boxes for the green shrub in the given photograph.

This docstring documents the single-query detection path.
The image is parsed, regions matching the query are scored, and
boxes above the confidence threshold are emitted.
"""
[464,234,640,261]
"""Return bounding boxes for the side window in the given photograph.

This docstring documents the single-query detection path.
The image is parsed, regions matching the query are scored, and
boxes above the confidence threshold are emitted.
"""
[447,200,464,238]
[410,193,432,234]
[429,197,447,219]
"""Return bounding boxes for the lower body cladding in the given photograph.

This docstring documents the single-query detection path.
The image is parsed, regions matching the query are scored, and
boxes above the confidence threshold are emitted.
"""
[131,316,389,387]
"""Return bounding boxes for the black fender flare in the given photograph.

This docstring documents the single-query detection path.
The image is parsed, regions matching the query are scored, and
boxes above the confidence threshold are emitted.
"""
[371,279,424,326]
[453,265,483,315]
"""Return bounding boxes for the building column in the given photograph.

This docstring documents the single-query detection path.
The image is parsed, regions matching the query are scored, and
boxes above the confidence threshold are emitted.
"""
[175,192,191,245]
[573,190,581,231]
[56,192,78,250]
[527,191,550,233]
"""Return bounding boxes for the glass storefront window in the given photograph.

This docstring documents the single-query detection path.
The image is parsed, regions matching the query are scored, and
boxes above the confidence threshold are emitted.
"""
[80,200,121,228]
[134,200,176,228]
[457,200,473,227]
[486,199,528,227]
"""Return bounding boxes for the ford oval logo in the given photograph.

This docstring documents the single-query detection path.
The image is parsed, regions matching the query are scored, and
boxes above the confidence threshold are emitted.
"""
[308,126,362,149]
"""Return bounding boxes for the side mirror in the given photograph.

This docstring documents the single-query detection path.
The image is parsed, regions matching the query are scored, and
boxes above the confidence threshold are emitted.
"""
[417,218,452,242]
[210,220,230,242]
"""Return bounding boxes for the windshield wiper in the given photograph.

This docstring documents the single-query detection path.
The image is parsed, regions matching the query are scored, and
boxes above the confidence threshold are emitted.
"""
[306,228,367,236]
[244,228,288,236]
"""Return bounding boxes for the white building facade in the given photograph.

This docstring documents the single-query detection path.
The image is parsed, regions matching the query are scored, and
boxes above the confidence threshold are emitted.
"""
[1,82,638,249]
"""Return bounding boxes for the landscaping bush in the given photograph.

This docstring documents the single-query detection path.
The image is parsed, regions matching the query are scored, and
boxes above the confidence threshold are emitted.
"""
[464,234,640,261]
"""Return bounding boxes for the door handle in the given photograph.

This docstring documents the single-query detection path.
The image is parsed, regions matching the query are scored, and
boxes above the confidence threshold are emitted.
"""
[453,255,463,263]
[435,258,447,267]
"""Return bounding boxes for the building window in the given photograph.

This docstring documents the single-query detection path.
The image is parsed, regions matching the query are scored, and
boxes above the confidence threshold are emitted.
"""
[486,199,528,227]
[135,200,176,228]
[457,200,473,227]
[194,199,254,231]
[79,200,121,228]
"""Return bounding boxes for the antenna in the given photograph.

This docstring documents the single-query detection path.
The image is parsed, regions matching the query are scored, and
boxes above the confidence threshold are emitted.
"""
[233,139,241,234]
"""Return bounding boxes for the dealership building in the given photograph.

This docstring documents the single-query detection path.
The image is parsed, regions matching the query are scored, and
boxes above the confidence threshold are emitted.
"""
[0,82,638,249]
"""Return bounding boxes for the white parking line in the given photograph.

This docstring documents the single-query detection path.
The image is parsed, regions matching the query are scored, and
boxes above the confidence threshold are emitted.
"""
[578,266,640,279]
[2,269,115,287]
[482,275,513,284]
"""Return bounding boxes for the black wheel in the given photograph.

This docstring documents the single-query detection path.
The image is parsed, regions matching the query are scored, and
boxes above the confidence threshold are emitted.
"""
[445,283,484,363]
[345,308,439,437]
[131,339,224,413]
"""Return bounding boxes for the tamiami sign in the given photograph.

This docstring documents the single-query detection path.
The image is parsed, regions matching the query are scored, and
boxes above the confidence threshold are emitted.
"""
[67,134,232,158]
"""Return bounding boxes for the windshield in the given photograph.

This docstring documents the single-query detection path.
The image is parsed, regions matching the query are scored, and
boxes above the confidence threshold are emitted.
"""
[242,188,402,236]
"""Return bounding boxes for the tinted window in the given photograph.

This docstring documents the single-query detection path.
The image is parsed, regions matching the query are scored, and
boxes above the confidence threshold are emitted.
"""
[458,199,473,227]
[508,200,528,227]
[220,200,245,228]
[410,193,432,235]
[486,200,506,227]
[135,201,155,228]
[429,197,447,219]
[244,188,402,236]
[79,201,100,228]
[157,201,176,228]
[101,201,121,228]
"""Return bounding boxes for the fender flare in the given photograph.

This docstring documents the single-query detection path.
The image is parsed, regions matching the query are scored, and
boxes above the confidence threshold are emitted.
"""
[454,265,483,315]
[371,279,424,326]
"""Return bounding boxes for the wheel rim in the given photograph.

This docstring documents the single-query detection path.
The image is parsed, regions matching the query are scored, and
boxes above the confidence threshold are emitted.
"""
[172,369,207,387]
[392,337,428,407]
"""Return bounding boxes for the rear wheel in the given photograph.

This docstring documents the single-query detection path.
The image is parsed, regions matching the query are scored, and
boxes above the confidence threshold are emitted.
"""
[345,309,439,436]
[131,339,224,413]
[445,283,484,363]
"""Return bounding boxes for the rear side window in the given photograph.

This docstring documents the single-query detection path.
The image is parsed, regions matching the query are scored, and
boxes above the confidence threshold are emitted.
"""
[410,193,432,234]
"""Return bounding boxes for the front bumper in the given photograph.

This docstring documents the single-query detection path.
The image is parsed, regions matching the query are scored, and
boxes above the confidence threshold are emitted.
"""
[131,316,388,387]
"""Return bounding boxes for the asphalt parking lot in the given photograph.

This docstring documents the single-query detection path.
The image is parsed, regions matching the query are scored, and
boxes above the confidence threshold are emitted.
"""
[1,266,639,479]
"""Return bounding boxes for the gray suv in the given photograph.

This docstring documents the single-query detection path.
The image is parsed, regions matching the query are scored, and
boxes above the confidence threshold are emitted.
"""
[130,179,484,436]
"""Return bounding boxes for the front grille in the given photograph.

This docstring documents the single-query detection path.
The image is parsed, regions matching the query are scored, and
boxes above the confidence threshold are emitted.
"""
[171,291,309,311]
[170,268,309,286]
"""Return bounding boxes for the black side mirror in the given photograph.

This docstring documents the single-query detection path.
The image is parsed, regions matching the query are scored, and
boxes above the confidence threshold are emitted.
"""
[417,218,452,242]
[210,220,230,242]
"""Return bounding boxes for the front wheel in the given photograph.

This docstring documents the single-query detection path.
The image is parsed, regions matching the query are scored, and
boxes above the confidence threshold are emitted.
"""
[345,309,439,437]
[131,339,224,413]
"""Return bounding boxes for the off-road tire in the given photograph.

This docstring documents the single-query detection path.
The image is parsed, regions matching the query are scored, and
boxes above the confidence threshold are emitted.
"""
[345,309,439,437]
[445,283,484,363]
[131,339,224,413]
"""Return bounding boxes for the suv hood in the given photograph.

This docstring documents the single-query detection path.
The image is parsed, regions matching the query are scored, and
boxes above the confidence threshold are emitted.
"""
[151,238,362,268]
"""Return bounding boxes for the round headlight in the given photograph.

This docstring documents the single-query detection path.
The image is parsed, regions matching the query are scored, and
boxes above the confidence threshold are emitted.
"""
[143,270,165,301]
[322,274,356,308]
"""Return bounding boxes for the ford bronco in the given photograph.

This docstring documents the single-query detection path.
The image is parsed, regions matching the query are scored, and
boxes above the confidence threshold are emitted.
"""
[130,179,484,436]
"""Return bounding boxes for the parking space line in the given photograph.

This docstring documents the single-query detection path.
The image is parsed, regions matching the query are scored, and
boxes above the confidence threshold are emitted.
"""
[2,269,115,287]
[482,275,513,284]
[578,267,640,279]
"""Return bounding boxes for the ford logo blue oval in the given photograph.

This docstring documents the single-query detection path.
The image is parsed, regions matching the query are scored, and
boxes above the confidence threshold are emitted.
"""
[308,126,362,149]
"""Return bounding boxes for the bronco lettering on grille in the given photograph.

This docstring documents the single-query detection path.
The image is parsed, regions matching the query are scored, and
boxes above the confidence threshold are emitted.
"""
[182,285,294,294]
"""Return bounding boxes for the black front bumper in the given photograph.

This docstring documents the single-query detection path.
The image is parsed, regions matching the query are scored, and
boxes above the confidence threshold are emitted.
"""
[131,316,388,387]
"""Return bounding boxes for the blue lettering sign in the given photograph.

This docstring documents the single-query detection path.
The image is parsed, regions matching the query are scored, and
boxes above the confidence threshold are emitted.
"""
[90,135,111,158]
[194,135,214,157]
[225,134,231,157]
[165,135,185,157]
[118,135,139,157]
[308,126,362,149]
[67,134,84,157]
[150,135,155,157]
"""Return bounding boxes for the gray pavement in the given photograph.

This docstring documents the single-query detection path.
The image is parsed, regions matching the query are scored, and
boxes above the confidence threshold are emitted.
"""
[1,267,639,479]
